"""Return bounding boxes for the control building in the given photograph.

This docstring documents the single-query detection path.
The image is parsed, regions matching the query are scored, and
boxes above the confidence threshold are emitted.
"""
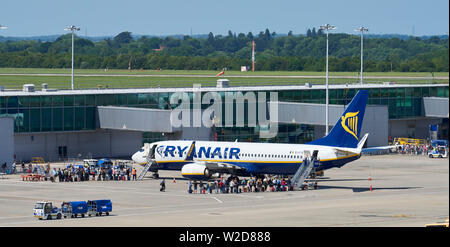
[0,82,448,166]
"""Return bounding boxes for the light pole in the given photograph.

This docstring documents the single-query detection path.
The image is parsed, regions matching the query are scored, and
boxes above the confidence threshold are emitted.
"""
[355,26,368,85]
[319,24,336,136]
[64,25,80,90]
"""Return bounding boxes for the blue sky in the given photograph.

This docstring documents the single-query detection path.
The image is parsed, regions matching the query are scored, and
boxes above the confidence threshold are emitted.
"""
[1,0,448,37]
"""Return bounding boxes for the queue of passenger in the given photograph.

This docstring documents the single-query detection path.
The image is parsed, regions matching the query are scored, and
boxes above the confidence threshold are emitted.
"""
[187,176,294,194]
[54,165,138,182]
[397,144,431,155]
[396,143,449,156]
[14,162,138,183]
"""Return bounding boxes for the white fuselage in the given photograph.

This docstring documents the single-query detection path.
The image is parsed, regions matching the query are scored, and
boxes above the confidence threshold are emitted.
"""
[132,140,361,175]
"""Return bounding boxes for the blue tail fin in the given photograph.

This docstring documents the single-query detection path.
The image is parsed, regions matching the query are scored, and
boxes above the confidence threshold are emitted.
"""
[308,90,369,148]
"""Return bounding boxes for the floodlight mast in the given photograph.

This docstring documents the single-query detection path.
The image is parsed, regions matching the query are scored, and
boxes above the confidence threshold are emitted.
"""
[319,24,336,136]
[355,27,368,85]
[64,25,80,90]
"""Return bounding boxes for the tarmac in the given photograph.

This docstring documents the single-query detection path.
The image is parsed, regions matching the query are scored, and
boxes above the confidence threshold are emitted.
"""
[0,154,448,227]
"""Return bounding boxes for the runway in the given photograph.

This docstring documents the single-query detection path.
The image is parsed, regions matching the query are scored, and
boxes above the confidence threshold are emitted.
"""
[0,73,447,80]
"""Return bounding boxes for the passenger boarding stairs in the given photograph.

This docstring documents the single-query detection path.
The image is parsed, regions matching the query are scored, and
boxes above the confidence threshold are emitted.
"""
[137,144,157,180]
[138,161,155,180]
[292,150,318,190]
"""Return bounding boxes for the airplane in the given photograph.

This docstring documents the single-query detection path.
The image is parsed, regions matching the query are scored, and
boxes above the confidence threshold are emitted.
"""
[132,90,369,180]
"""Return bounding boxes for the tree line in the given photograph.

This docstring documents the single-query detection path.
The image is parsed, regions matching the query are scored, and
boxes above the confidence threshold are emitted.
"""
[0,29,448,72]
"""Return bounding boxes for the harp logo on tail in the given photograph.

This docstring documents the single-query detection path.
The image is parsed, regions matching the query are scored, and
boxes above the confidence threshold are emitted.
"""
[341,111,359,140]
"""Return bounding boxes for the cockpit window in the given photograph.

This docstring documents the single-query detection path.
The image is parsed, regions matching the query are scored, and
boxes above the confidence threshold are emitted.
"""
[139,149,145,152]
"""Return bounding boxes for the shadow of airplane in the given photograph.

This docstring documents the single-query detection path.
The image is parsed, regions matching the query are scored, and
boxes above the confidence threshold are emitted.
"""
[152,176,190,181]
[315,185,421,192]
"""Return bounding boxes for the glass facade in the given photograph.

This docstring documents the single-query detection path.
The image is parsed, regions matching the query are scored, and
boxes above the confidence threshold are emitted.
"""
[1,86,448,143]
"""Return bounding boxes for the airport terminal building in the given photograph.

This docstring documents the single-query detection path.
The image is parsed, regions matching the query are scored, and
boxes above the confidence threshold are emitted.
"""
[0,82,448,164]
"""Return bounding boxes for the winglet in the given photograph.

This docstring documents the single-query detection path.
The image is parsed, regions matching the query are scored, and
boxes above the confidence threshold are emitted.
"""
[357,133,369,152]
[185,141,196,161]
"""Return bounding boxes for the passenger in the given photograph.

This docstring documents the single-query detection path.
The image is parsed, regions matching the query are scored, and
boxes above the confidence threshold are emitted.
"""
[221,178,226,193]
[229,179,235,194]
[160,179,166,192]
[236,179,240,193]
[51,168,56,182]
[188,180,193,193]
[218,180,223,193]
[193,181,198,194]
[206,182,211,194]
[199,181,204,194]
[215,180,219,194]
[257,178,262,192]
[132,168,137,181]
[64,169,68,182]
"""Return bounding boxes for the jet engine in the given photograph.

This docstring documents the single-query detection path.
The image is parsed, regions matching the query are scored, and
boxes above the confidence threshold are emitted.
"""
[181,163,211,180]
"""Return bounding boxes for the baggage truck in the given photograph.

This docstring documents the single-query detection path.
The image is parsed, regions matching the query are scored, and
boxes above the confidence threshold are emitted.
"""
[61,201,88,218]
[87,199,112,216]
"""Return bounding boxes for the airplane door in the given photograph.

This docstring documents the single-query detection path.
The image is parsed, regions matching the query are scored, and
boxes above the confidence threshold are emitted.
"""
[312,150,319,160]
[150,145,157,159]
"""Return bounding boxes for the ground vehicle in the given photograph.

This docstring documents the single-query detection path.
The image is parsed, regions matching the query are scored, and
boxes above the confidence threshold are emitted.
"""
[31,157,45,164]
[97,158,112,169]
[87,199,112,216]
[33,201,62,220]
[61,201,88,218]
[83,159,98,169]
[115,160,133,170]
[431,140,448,147]
[428,146,448,158]
[394,138,426,146]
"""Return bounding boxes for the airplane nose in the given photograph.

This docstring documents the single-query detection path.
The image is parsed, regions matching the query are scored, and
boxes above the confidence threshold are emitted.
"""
[131,152,138,162]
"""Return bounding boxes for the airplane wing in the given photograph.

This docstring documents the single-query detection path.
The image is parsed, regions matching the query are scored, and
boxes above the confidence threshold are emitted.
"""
[201,161,248,175]
[362,145,399,154]
[182,141,249,179]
